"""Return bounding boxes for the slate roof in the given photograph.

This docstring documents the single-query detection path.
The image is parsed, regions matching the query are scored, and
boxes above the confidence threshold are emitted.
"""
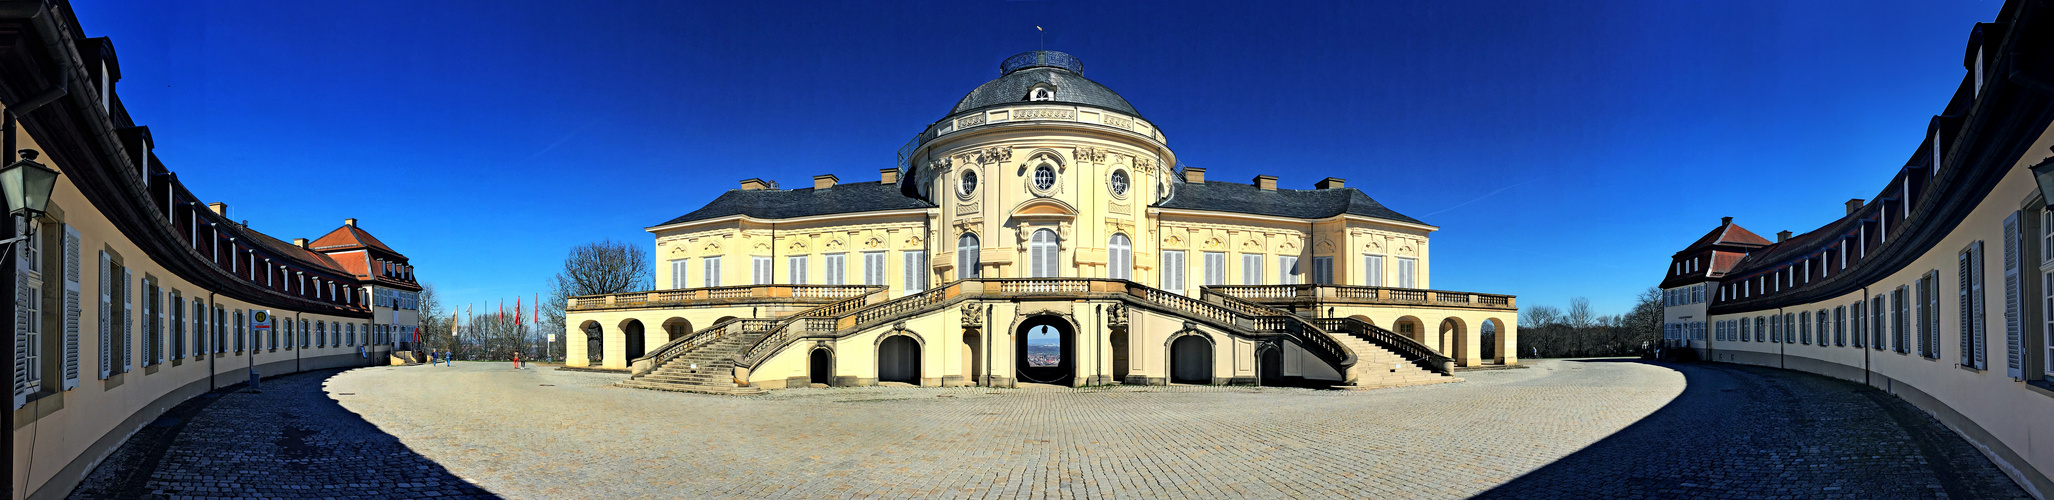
[1157,181,1427,226]
[653,181,936,227]
[241,227,350,275]
[949,67,1140,118]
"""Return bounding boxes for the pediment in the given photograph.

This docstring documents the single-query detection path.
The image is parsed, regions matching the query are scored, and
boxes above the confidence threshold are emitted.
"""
[1009,198,1079,219]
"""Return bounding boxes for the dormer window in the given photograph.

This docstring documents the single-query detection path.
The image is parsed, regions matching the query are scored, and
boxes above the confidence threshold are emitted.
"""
[1029,87,1054,101]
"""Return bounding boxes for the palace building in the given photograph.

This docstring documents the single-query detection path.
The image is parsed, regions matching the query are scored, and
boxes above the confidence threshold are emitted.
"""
[1658,1,2054,494]
[565,50,1518,394]
[0,2,423,497]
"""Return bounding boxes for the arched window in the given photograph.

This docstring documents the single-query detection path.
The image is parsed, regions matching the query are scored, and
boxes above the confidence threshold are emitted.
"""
[1030,229,1059,278]
[957,233,981,280]
[1108,234,1132,280]
[1030,87,1054,101]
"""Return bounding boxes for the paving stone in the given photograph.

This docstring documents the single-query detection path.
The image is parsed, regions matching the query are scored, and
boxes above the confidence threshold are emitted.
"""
[69,359,2033,499]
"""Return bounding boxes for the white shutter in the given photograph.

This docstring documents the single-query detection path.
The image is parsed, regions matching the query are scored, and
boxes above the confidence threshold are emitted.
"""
[903,251,926,291]
[62,226,79,390]
[704,256,720,287]
[122,267,132,371]
[2004,213,2024,379]
[155,287,165,364]
[13,220,30,408]
[670,259,687,290]
[1243,254,1261,285]
[1161,250,1184,293]
[97,252,109,379]
[1365,255,1383,286]
[788,256,807,285]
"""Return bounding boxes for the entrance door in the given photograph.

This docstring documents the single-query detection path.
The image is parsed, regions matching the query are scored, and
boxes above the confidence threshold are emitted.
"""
[878,336,919,384]
[1016,318,1074,385]
[809,348,833,385]
[1259,345,1283,386]
[1170,336,1212,384]
[623,320,647,360]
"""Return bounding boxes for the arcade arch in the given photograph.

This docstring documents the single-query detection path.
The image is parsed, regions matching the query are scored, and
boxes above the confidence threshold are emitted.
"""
[1168,334,1214,384]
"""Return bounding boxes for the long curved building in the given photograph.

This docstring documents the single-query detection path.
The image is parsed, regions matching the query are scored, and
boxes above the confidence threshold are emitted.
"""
[1659,1,2054,494]
[565,50,1518,394]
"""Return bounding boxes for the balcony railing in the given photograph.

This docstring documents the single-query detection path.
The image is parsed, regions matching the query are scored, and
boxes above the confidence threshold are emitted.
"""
[1207,284,1515,310]
[568,285,883,311]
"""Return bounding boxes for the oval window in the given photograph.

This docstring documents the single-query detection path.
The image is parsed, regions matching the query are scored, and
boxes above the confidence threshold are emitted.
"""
[1110,170,1129,196]
[1034,165,1056,191]
[960,169,978,196]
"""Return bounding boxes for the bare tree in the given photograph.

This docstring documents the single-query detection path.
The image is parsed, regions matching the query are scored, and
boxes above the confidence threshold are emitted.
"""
[552,239,651,297]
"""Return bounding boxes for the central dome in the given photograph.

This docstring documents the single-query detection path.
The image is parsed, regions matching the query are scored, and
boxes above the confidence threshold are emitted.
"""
[947,51,1141,118]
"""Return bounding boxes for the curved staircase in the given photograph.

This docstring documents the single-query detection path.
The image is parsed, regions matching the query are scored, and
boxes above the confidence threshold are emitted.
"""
[616,279,1464,394]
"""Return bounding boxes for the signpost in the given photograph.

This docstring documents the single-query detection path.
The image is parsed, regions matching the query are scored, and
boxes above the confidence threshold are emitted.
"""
[547,334,556,363]
[249,310,272,391]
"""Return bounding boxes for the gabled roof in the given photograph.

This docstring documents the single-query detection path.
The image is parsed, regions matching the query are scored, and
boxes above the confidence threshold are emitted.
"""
[1679,219,1771,255]
[310,224,402,257]
[1156,181,1427,226]
[241,226,350,275]
[652,181,936,228]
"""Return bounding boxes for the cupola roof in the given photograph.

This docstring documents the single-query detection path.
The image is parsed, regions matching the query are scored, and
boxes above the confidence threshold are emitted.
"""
[947,51,1140,118]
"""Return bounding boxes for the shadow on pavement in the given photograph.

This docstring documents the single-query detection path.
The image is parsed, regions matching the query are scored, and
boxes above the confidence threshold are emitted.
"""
[1470,359,2028,499]
[70,368,500,499]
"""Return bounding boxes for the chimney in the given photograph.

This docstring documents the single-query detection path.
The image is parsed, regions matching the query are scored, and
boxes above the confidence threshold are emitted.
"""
[739,178,770,191]
[1252,175,1277,190]
[1314,177,1346,190]
[207,202,227,216]
[813,174,839,189]
[1777,230,1793,242]
[343,218,357,227]
[880,168,899,184]
[1845,199,1864,215]
[1721,216,1733,226]
[1182,167,1205,183]
[293,238,308,248]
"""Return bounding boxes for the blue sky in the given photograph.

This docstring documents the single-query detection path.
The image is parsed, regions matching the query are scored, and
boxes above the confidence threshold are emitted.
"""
[69,0,2002,317]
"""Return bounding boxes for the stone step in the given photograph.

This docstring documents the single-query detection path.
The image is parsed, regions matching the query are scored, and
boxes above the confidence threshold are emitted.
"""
[617,380,763,396]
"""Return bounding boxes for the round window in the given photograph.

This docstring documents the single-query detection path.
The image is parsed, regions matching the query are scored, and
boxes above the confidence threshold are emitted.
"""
[959,169,978,197]
[1110,170,1129,196]
[1033,165,1056,191]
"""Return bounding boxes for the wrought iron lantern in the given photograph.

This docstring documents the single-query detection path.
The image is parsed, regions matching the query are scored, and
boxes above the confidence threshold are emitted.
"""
[0,149,59,226]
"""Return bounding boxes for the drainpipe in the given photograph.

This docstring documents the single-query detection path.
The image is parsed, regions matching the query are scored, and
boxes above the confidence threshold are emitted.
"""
[1861,286,1871,388]
[1095,304,1103,386]
[983,303,992,387]
[207,292,217,390]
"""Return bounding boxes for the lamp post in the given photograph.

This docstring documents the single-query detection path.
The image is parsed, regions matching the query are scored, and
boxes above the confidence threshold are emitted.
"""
[2,148,60,500]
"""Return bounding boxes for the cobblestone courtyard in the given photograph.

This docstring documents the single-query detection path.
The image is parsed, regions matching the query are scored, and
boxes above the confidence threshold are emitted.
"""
[72,359,2029,499]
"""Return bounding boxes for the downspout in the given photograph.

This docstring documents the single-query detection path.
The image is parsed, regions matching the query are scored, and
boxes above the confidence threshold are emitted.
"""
[1778,306,1786,370]
[206,292,216,390]
[1862,286,1871,388]
[1095,304,1103,386]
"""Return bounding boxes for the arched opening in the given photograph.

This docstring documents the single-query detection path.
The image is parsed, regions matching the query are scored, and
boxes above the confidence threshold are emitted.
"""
[1108,233,1132,280]
[1348,314,1375,327]
[1481,320,1499,362]
[958,233,981,280]
[1258,344,1284,387]
[1439,317,1468,362]
[580,321,603,362]
[1169,335,1214,384]
[808,347,833,386]
[1394,316,1425,345]
[1029,229,1059,278]
[663,318,693,342]
[877,335,920,384]
[962,330,983,386]
[1015,316,1074,385]
[622,319,647,360]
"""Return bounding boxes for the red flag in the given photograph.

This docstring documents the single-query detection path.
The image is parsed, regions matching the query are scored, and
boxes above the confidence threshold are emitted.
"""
[515,297,523,325]
[533,293,540,326]
[499,299,505,322]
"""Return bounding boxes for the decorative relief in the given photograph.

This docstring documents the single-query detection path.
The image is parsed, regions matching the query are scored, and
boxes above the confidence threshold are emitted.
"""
[903,235,924,249]
[864,237,884,250]
[1316,239,1336,253]
[957,114,985,129]
[787,239,808,253]
[973,146,1013,165]
[1202,237,1223,250]
[1107,302,1127,328]
[962,302,985,328]
[1015,108,1075,120]
[825,238,846,252]
[1074,145,1107,164]
[1164,235,1184,249]
[1106,116,1134,130]
[701,240,722,255]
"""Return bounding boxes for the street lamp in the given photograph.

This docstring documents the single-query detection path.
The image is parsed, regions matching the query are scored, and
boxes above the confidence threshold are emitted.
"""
[0,149,60,244]
[2033,153,2054,210]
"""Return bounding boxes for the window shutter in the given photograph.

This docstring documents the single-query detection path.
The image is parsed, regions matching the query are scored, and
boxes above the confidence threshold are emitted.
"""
[14,220,29,408]
[155,287,165,364]
[97,252,110,379]
[2004,212,2023,379]
[122,268,133,371]
[1972,242,1987,369]
[61,226,79,390]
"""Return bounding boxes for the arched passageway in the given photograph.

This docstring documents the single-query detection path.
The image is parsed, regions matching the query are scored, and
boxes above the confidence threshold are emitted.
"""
[1169,335,1213,384]
[663,318,693,342]
[878,336,921,384]
[1481,321,1498,361]
[1440,318,1468,361]
[1109,328,1129,383]
[622,320,647,360]
[1016,316,1074,385]
[809,348,833,386]
[962,331,983,386]
[580,321,603,362]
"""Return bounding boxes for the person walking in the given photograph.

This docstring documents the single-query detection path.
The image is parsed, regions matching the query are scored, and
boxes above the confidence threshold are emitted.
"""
[513,351,523,369]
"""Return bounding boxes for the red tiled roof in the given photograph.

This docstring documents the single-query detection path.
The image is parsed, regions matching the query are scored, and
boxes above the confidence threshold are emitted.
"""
[309,224,402,257]
[241,227,350,275]
[1682,221,1771,254]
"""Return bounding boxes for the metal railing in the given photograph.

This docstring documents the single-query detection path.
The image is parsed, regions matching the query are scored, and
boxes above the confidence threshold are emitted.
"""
[1204,290,1354,372]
